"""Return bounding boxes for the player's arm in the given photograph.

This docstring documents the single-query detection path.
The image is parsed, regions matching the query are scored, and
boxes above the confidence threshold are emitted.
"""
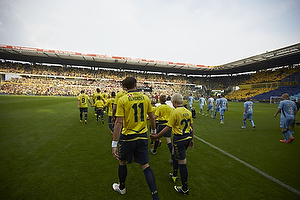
[189,123,194,149]
[274,108,281,117]
[150,125,171,140]
[88,99,93,107]
[243,107,246,115]
[112,116,123,160]
[111,104,117,123]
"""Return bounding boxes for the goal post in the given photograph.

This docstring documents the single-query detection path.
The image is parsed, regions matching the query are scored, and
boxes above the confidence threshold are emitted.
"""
[270,96,282,104]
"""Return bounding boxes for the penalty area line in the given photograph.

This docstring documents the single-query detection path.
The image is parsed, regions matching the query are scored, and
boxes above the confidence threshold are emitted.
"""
[194,135,300,196]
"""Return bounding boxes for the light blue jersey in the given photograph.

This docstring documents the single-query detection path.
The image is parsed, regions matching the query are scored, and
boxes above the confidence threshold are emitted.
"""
[197,97,206,113]
[278,100,297,128]
[218,97,228,123]
[243,101,255,128]
[219,97,228,110]
[188,96,194,109]
[244,101,253,115]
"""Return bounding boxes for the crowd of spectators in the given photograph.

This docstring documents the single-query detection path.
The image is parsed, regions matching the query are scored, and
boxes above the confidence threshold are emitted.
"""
[1,61,299,100]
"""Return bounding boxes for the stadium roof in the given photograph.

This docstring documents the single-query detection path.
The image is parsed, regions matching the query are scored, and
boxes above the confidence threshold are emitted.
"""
[0,43,299,76]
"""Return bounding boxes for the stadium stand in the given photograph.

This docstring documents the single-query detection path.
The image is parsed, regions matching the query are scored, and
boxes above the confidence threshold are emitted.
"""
[1,61,299,101]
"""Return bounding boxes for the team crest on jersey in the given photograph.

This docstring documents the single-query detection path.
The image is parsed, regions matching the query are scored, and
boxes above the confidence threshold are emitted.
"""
[127,94,133,97]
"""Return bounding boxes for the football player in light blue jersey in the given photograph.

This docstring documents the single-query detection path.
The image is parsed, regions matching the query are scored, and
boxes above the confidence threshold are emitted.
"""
[213,95,221,119]
[188,94,194,110]
[197,95,206,115]
[241,97,255,130]
[217,94,228,124]
[274,93,298,143]
[206,95,214,117]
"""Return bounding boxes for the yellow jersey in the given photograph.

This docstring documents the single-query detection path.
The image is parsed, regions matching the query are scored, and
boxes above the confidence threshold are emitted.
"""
[167,106,193,135]
[116,91,152,135]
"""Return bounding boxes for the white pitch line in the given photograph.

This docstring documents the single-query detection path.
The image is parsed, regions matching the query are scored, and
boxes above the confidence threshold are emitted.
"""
[194,135,300,196]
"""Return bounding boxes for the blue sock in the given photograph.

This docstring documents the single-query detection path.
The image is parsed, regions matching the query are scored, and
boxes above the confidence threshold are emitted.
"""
[143,167,159,200]
[287,128,293,138]
[179,164,188,191]
[118,164,127,190]
[282,130,288,141]
[250,120,255,127]
[243,120,246,127]
[85,113,87,120]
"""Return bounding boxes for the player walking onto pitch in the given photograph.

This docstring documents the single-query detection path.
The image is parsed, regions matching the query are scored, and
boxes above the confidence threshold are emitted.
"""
[111,77,159,200]
[217,93,228,124]
[150,93,194,195]
[105,91,115,134]
[213,95,221,119]
[94,96,105,124]
[197,94,206,115]
[206,95,214,117]
[241,97,255,130]
[93,88,102,116]
[188,93,194,110]
[150,95,174,164]
[78,90,92,124]
[274,93,298,143]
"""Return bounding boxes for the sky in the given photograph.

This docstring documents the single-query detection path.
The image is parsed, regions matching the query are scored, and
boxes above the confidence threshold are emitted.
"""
[0,0,299,66]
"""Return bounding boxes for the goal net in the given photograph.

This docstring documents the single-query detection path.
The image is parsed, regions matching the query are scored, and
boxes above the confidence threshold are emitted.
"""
[270,96,282,104]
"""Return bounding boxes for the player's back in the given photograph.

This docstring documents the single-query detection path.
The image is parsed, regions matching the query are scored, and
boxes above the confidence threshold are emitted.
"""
[117,91,151,135]
[280,100,297,118]
[156,104,173,121]
[244,101,253,113]
[169,106,193,135]
[106,98,115,116]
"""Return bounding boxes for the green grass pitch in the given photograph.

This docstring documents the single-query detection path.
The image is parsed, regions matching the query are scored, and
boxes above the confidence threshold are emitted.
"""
[0,95,299,200]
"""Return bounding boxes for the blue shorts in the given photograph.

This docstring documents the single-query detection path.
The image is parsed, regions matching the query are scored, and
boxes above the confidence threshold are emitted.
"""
[118,133,149,164]
[220,108,226,116]
[95,108,104,115]
[173,134,192,160]
[157,121,172,137]
[80,108,88,113]
[280,117,294,129]
[200,104,204,109]
[243,112,253,120]
[207,105,213,111]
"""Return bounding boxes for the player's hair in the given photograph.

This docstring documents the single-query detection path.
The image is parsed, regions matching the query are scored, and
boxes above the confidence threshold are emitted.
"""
[96,88,100,93]
[282,93,290,99]
[111,91,116,97]
[159,95,167,103]
[81,90,84,94]
[245,97,250,101]
[171,93,183,104]
[123,77,136,90]
[151,98,157,105]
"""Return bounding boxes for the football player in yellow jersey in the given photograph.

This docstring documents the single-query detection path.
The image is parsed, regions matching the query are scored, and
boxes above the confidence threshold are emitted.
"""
[112,77,159,200]
[151,95,174,163]
[94,96,105,124]
[105,91,116,134]
[101,90,109,101]
[93,88,102,115]
[78,90,93,124]
[150,93,194,195]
